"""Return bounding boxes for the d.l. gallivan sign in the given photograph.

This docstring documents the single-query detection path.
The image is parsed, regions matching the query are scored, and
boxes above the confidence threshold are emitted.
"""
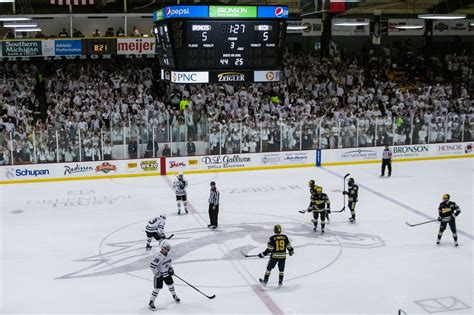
[201,154,253,170]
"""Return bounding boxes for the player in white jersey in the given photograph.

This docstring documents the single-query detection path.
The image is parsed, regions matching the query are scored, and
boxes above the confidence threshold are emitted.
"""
[173,172,188,215]
[148,241,180,311]
[145,214,167,250]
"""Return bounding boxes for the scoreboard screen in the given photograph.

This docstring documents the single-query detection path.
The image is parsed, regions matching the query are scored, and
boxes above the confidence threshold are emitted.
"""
[185,20,284,69]
[153,5,288,82]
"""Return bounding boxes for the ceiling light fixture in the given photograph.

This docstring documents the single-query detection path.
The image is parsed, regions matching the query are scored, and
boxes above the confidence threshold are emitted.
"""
[14,28,41,32]
[287,25,309,30]
[3,23,38,28]
[418,14,466,20]
[0,17,31,21]
[333,22,369,27]
[394,25,424,30]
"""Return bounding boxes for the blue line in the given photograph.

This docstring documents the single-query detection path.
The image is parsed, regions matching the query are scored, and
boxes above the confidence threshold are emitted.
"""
[321,167,474,241]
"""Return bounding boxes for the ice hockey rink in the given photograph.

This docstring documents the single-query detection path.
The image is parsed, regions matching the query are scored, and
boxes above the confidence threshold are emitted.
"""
[1,158,472,315]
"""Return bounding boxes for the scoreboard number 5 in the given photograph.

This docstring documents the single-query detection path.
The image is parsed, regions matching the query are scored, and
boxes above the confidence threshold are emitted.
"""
[202,32,208,42]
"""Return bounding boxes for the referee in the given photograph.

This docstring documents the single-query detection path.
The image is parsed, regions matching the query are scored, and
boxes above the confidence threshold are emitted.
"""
[208,181,220,229]
[381,145,392,177]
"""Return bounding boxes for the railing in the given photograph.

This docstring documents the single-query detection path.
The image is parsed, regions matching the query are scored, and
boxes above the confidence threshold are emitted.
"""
[0,113,471,165]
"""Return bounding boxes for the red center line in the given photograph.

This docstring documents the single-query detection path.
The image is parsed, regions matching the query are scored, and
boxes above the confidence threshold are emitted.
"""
[162,175,284,315]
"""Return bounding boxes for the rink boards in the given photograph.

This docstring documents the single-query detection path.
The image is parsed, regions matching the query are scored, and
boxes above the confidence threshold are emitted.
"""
[0,142,472,184]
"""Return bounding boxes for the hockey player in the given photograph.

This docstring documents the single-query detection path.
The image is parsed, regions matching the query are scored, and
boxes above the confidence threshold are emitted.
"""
[308,180,330,223]
[437,194,461,247]
[145,214,167,250]
[148,241,180,311]
[308,186,330,233]
[173,172,188,215]
[258,224,294,288]
[343,178,359,223]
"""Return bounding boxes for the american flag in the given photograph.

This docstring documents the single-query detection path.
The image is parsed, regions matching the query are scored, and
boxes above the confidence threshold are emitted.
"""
[50,0,95,5]
[329,0,360,13]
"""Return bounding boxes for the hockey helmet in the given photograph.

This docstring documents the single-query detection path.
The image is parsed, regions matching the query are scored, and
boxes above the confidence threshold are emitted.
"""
[159,214,167,220]
[178,171,184,179]
[210,181,216,186]
[308,180,315,187]
[348,178,355,186]
[316,186,323,193]
[442,194,450,201]
[161,241,171,252]
[274,224,282,234]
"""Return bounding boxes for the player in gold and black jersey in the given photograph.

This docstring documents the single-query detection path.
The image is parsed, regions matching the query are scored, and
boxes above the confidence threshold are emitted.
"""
[307,186,330,233]
[343,178,359,223]
[258,225,294,288]
[437,194,461,247]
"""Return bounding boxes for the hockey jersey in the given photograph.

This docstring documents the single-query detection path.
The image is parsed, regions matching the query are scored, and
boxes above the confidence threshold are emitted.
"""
[145,217,166,236]
[150,252,173,278]
[173,178,188,196]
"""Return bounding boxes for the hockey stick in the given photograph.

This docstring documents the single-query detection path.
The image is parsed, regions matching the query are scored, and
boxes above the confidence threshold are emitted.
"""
[298,209,307,214]
[339,173,350,212]
[243,253,260,258]
[405,220,437,227]
[166,234,175,240]
[174,274,216,299]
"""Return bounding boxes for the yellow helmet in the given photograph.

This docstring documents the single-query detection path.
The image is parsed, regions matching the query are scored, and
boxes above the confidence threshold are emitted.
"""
[442,194,450,201]
[274,224,282,234]
[316,186,323,193]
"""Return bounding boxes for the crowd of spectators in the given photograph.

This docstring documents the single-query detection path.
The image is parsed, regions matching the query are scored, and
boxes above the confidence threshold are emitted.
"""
[2,25,143,39]
[0,45,473,165]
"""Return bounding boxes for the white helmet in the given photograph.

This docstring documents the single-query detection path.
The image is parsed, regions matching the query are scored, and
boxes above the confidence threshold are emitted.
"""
[178,171,184,179]
[161,241,171,252]
[159,214,167,220]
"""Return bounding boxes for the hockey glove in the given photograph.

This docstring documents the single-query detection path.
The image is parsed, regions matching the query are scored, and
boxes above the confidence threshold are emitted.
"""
[326,208,331,214]
[258,253,265,258]
[343,191,348,195]
[159,233,166,239]
[168,267,174,276]
[289,250,294,256]
[437,216,442,221]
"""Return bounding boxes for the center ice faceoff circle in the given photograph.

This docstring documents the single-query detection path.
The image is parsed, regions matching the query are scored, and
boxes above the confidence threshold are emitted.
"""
[58,212,385,287]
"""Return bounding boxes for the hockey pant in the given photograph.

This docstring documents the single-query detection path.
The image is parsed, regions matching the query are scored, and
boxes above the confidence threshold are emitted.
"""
[151,275,176,302]
[438,219,457,241]
[264,258,286,283]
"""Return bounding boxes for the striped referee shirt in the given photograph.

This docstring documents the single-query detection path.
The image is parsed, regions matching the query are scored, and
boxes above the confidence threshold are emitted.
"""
[209,188,220,205]
[382,149,392,160]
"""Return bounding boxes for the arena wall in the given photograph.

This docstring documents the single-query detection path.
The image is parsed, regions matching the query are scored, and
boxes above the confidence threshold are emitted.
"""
[0,142,471,184]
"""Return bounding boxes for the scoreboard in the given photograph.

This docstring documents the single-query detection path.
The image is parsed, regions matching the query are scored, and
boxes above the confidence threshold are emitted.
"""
[153,5,288,83]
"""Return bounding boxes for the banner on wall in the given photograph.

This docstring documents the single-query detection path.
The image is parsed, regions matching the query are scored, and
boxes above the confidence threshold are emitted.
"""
[1,41,42,57]
[433,20,474,35]
[55,39,82,55]
[388,19,425,36]
[41,40,55,56]
[302,19,322,36]
[332,19,370,36]
[117,38,155,55]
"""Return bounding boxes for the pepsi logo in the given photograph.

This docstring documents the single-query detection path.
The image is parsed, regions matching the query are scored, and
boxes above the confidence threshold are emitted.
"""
[274,7,287,17]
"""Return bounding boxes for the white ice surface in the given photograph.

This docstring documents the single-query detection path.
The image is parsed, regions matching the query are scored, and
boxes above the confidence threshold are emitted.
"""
[1,158,473,314]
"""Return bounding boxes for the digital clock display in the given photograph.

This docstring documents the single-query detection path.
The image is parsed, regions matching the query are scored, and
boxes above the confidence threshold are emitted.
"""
[89,42,111,54]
